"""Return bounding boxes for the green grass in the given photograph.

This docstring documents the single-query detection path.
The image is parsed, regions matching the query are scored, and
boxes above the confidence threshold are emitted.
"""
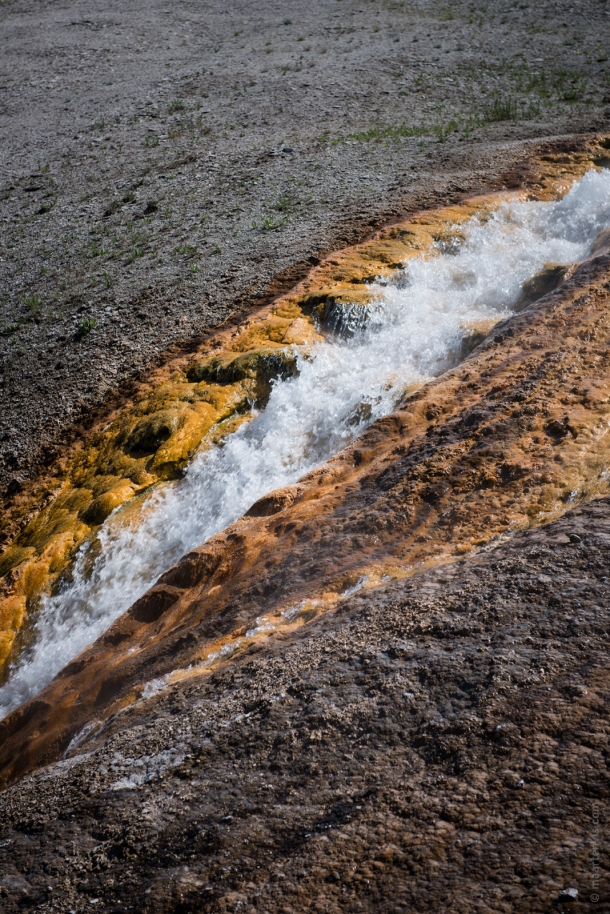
[432,119,459,142]
[274,192,299,213]
[37,197,56,215]
[561,82,586,103]
[347,123,428,143]
[508,62,588,103]
[78,317,97,335]
[325,117,460,147]
[23,294,41,314]
[253,213,285,231]
[482,95,518,122]
[103,199,122,218]
[87,241,108,259]
[126,247,144,264]
[173,243,198,258]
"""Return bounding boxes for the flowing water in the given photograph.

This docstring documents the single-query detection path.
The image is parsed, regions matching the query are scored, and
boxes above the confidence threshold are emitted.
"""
[2,168,610,718]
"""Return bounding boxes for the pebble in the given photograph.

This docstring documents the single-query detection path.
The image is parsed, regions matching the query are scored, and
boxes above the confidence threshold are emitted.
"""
[557,888,579,902]
[6,476,23,495]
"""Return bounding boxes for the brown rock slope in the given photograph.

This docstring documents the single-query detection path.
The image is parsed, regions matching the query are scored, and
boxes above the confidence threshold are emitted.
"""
[0,499,608,912]
[1,201,610,790]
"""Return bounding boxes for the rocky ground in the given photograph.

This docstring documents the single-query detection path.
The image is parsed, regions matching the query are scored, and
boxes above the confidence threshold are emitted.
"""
[0,499,608,913]
[1,0,610,495]
[2,2,610,912]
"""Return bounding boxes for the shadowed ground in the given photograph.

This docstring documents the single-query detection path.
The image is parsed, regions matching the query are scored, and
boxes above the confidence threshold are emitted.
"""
[0,499,608,912]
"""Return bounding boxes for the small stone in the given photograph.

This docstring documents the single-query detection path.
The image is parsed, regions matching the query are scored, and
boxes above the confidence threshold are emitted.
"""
[569,533,582,544]
[6,476,23,496]
[557,888,578,902]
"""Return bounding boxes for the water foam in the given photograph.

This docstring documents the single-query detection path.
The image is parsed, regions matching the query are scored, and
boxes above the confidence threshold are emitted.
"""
[2,168,610,717]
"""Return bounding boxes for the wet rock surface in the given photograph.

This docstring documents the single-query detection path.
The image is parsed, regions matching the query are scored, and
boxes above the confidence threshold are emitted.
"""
[0,499,608,912]
[2,136,608,672]
[4,228,610,783]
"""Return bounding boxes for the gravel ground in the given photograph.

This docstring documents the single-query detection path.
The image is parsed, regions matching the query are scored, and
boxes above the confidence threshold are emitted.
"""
[0,498,608,912]
[2,0,610,495]
[2,4,610,911]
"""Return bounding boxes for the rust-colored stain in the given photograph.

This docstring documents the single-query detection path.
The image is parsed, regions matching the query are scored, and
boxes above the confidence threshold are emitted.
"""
[1,138,606,670]
[0,137,609,785]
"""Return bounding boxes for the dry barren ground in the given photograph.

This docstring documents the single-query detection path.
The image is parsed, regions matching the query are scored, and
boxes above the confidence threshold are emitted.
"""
[2,0,610,497]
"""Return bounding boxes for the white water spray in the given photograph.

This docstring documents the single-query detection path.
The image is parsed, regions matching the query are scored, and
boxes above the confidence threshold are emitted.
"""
[2,168,610,716]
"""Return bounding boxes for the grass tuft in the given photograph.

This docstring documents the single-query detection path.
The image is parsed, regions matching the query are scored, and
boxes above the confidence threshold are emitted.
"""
[347,123,428,143]
[483,95,518,122]
[78,317,97,335]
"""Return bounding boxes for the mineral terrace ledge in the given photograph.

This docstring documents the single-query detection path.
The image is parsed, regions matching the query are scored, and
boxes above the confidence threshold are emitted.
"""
[1,135,608,676]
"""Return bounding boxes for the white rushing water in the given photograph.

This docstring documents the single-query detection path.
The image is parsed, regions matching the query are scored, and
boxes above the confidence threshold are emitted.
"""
[2,168,610,717]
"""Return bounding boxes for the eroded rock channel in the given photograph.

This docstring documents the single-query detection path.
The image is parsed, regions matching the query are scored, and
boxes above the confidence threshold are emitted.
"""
[2,140,610,712]
[1,139,610,911]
